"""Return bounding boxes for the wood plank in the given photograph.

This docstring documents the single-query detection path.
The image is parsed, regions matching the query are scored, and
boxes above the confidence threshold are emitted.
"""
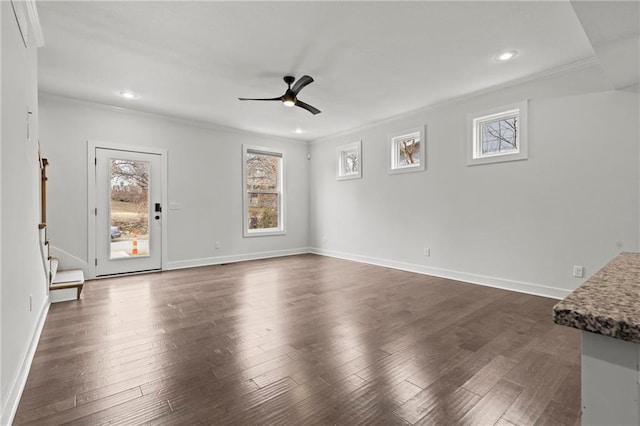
[501,357,571,425]
[458,379,523,425]
[413,386,481,425]
[461,354,518,396]
[19,387,142,425]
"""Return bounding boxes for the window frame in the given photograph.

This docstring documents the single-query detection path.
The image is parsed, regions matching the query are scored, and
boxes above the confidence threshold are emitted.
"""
[242,145,285,237]
[467,101,528,166]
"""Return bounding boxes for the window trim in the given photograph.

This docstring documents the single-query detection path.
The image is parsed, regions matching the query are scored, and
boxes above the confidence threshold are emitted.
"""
[242,145,285,237]
[467,100,528,166]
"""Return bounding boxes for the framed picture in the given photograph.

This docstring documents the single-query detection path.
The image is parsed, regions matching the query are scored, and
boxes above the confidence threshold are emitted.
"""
[388,126,426,174]
[336,141,362,180]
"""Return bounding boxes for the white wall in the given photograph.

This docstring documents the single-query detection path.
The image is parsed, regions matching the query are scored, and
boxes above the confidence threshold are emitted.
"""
[1,2,49,423]
[0,2,4,416]
[39,95,310,276]
[310,64,640,298]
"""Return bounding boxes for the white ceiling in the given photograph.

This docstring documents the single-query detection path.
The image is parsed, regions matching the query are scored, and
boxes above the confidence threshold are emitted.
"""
[35,1,639,141]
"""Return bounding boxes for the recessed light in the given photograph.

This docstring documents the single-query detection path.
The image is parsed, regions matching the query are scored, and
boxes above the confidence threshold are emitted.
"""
[293,128,306,134]
[118,91,138,99]
[496,50,518,62]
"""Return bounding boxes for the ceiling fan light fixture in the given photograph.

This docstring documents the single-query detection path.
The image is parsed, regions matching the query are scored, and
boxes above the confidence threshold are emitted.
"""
[282,94,295,107]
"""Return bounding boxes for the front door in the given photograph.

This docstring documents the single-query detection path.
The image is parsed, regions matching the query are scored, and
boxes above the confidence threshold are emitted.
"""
[95,148,162,276]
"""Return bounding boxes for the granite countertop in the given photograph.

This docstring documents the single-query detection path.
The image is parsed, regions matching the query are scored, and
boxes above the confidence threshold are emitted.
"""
[553,252,640,344]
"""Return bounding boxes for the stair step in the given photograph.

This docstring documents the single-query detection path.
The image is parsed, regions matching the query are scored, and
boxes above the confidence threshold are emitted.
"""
[52,268,84,285]
[50,268,84,302]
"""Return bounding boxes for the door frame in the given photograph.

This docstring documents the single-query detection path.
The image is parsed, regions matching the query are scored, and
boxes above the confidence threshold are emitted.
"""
[87,140,168,279]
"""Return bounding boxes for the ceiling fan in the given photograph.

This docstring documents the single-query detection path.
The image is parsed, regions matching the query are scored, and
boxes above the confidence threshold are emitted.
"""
[239,75,321,115]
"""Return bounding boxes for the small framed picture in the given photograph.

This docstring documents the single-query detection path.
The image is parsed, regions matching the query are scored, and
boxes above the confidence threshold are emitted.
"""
[388,126,426,174]
[336,141,362,180]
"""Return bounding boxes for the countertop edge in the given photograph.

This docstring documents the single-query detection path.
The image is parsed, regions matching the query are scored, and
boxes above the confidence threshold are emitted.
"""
[553,306,640,344]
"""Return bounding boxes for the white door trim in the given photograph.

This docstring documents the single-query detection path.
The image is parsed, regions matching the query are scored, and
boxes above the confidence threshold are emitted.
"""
[87,140,168,279]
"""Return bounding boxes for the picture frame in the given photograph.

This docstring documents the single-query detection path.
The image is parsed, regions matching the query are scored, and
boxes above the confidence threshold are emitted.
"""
[388,125,426,174]
[336,140,362,180]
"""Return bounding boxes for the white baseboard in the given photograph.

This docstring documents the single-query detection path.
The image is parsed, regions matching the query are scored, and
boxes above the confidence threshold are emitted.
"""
[167,247,311,271]
[0,299,50,426]
[310,248,570,300]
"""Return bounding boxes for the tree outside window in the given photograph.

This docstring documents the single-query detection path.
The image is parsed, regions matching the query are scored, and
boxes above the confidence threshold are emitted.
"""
[480,116,517,155]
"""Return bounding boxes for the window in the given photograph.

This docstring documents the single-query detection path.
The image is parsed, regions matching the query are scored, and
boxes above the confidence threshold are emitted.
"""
[337,141,362,180]
[242,145,285,237]
[467,101,528,166]
[388,126,426,174]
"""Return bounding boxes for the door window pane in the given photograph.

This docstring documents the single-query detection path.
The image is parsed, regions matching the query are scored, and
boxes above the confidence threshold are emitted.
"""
[110,159,150,258]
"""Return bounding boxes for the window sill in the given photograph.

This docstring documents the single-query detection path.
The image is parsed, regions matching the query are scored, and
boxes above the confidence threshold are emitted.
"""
[467,151,528,166]
[243,229,286,238]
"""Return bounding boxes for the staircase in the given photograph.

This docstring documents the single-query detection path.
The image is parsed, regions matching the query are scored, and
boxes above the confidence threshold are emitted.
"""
[39,158,85,303]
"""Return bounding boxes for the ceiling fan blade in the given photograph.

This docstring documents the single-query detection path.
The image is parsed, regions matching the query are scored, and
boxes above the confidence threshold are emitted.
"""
[238,97,283,101]
[296,100,321,115]
[291,75,314,95]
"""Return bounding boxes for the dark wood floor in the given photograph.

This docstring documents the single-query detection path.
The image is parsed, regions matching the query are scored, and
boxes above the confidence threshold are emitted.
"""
[15,254,581,425]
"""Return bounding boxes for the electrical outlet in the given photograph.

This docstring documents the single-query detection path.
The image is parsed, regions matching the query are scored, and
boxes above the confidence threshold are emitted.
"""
[573,265,584,278]
[424,248,431,257]
[215,241,221,249]
[322,236,327,244]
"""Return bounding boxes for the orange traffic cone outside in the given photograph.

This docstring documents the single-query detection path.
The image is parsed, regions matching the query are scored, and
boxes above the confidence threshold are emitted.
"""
[132,230,138,255]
